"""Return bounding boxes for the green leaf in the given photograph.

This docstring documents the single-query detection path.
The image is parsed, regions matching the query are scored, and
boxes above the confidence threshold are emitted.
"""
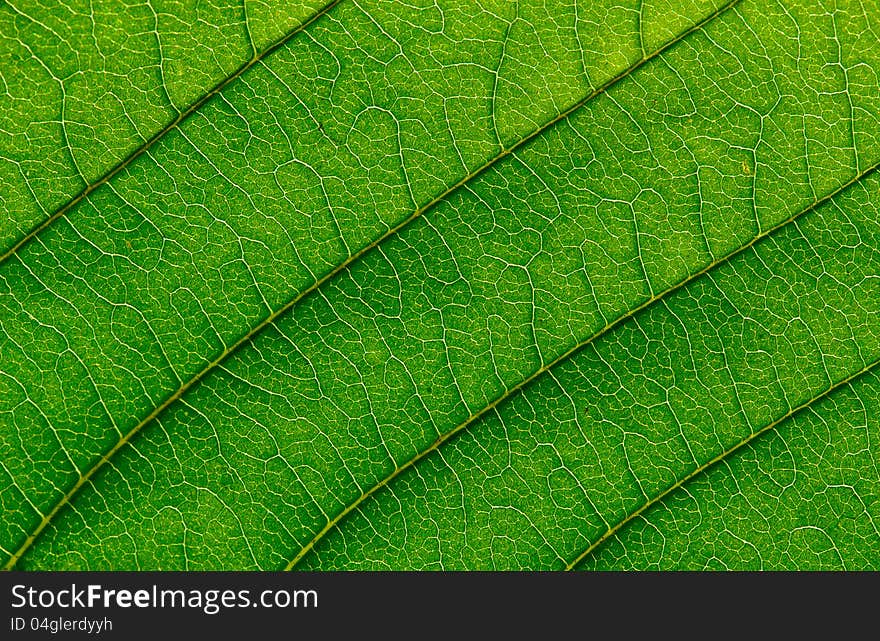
[1,0,878,570]
[0,0,338,257]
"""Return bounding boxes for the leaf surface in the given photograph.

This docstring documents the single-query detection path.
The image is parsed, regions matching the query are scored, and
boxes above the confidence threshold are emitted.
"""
[1,0,878,570]
[0,0,336,254]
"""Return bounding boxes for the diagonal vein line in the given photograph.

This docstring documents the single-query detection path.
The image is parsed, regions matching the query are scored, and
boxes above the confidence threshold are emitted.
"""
[0,0,344,268]
[3,0,743,570]
[286,159,880,570]
[564,356,880,571]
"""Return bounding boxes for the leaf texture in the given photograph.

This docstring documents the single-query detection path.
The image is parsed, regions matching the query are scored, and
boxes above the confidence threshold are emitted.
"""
[0,0,336,255]
[1,0,879,570]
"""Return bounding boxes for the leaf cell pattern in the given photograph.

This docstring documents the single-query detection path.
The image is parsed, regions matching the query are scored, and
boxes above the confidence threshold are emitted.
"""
[1,0,878,570]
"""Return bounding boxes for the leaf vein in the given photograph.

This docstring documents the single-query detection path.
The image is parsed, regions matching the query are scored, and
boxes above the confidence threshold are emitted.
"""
[285,158,880,570]
[2,0,751,570]
[564,356,880,570]
[0,0,344,268]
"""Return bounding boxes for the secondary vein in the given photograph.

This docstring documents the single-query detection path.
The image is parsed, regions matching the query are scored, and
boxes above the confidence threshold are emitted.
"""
[563,357,880,570]
[0,0,344,268]
[285,158,880,570]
